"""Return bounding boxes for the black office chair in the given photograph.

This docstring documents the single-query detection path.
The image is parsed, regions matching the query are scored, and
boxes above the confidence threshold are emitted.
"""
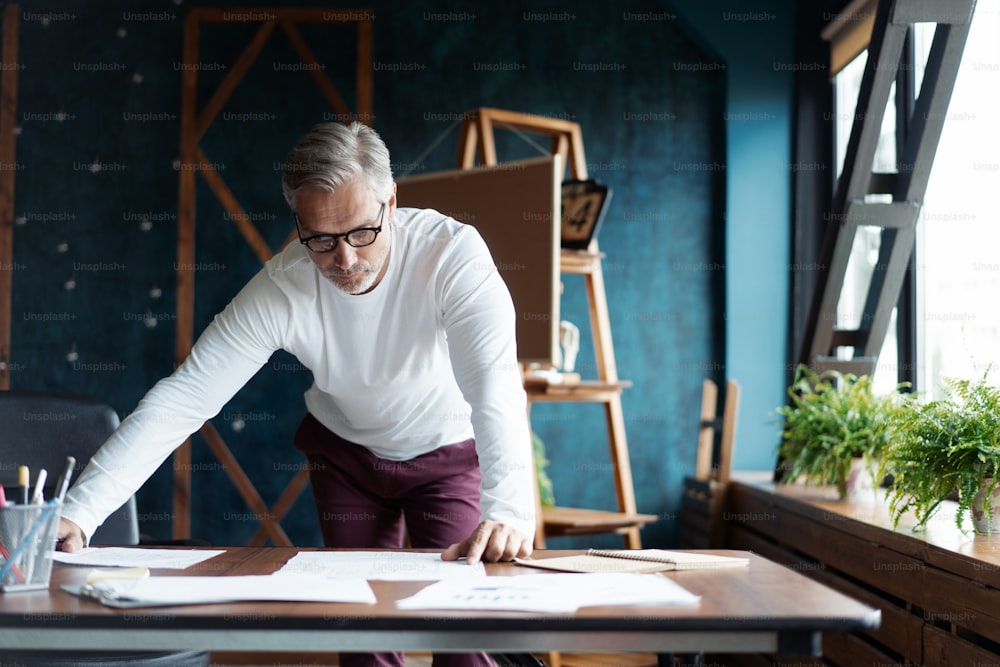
[0,391,211,667]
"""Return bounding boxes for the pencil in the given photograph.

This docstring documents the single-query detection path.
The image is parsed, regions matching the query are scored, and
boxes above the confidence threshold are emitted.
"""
[17,466,29,505]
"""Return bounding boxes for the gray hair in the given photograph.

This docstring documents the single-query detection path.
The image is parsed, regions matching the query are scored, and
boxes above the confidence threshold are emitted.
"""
[281,122,394,210]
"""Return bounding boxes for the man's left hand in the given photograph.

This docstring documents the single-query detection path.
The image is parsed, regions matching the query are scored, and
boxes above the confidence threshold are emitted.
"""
[441,520,532,563]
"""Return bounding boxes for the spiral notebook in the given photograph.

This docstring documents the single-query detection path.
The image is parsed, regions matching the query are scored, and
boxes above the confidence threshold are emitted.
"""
[514,549,749,574]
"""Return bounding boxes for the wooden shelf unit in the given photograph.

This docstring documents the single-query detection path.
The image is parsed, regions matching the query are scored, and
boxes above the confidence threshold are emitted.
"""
[526,250,656,550]
[456,108,655,551]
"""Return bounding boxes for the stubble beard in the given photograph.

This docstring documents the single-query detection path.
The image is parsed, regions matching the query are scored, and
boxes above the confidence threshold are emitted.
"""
[324,241,390,295]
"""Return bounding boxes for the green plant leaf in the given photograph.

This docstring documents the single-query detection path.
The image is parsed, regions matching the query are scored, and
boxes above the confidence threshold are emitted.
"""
[880,367,1000,533]
[532,431,556,508]
[776,364,908,497]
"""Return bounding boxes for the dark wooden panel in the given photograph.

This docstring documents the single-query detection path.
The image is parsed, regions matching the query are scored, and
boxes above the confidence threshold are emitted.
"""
[728,525,922,665]
[723,483,784,541]
[679,477,728,548]
[726,477,1000,666]
[731,480,1000,587]
[916,565,1000,648]
[771,511,925,604]
[729,484,955,616]
[812,570,921,663]
[822,632,904,667]
[923,623,1000,667]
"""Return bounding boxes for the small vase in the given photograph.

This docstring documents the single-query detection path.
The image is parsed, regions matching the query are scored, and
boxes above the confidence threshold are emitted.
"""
[971,478,1000,534]
[843,457,876,501]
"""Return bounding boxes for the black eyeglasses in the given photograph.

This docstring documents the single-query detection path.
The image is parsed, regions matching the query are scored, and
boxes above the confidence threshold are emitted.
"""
[295,203,386,254]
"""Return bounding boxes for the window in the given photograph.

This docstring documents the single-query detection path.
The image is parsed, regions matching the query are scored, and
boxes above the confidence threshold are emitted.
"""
[831,47,900,394]
[829,0,1000,397]
[912,4,1000,398]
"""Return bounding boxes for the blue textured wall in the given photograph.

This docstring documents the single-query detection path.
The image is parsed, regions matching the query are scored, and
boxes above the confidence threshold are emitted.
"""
[9,0,791,548]
[669,0,795,477]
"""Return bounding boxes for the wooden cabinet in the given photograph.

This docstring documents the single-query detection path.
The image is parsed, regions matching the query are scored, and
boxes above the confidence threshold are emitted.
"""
[716,473,1000,667]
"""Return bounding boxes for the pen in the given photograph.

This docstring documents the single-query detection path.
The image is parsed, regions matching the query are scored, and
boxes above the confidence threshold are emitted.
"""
[54,456,76,503]
[17,466,29,505]
[0,484,6,508]
[30,468,47,505]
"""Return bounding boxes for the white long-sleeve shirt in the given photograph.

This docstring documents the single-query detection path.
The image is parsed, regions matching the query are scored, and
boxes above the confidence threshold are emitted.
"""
[63,208,536,542]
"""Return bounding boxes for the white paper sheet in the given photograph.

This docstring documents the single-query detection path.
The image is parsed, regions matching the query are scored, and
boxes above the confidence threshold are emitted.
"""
[276,551,486,581]
[79,574,376,607]
[397,576,579,613]
[52,547,227,569]
[574,572,701,606]
[396,572,701,613]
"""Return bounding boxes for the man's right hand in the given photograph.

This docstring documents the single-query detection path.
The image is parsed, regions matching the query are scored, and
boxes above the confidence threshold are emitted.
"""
[57,517,86,553]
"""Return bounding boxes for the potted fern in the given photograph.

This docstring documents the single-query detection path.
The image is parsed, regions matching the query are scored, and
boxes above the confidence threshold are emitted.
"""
[776,364,906,499]
[880,371,1000,534]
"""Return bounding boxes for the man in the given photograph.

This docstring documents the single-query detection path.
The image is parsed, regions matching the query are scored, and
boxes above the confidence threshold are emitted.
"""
[58,122,536,667]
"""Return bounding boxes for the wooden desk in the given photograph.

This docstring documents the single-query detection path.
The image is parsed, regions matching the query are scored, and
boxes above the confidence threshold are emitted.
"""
[0,548,878,657]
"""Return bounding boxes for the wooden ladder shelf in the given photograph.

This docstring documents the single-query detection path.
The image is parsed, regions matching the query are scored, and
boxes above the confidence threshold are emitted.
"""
[458,108,656,550]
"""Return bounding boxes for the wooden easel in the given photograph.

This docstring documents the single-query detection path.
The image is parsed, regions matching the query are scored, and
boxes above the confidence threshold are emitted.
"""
[457,108,656,550]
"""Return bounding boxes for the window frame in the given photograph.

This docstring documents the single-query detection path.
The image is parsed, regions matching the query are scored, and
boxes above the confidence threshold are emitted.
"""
[790,4,918,390]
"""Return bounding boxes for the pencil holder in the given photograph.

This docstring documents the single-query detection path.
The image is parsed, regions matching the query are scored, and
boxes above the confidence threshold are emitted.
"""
[0,502,62,592]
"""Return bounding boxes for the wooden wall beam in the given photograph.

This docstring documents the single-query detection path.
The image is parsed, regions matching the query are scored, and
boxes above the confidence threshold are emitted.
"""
[355,17,374,123]
[0,4,20,391]
[174,7,374,543]
[280,21,352,119]
[174,8,202,539]
[248,469,311,546]
[193,20,276,143]
[200,421,292,545]
[195,147,273,264]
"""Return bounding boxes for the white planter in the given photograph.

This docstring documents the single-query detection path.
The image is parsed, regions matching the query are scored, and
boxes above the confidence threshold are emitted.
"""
[971,478,1000,534]
[843,457,876,500]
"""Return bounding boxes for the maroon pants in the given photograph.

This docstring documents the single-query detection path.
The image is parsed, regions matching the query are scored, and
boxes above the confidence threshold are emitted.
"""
[294,413,495,667]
